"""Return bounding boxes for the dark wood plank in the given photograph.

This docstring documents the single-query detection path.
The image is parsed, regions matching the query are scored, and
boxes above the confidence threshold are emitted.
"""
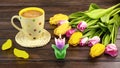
[0,0,120,68]
[0,0,119,6]
[0,0,119,20]
[0,46,120,62]
[0,62,120,68]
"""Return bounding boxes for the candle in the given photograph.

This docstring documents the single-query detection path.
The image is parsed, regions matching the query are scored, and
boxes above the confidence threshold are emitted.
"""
[52,34,69,59]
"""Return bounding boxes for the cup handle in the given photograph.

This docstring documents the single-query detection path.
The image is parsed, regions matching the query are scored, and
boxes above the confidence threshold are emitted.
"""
[11,15,22,31]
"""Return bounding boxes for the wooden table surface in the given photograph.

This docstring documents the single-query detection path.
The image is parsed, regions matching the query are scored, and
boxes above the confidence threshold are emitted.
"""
[0,0,120,68]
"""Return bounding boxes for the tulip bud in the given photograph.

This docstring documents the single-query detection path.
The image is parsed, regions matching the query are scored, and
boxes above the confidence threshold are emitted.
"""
[90,43,105,58]
[66,29,76,37]
[55,37,65,50]
[68,32,83,46]
[49,14,69,25]
[54,23,71,36]
[105,44,118,57]
[77,21,87,32]
[79,37,89,46]
[88,36,100,47]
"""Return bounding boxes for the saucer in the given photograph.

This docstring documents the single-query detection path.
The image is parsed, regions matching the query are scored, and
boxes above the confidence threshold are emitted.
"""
[15,29,51,48]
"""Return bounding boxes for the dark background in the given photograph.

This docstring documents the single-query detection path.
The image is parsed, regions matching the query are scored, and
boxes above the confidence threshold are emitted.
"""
[0,0,120,68]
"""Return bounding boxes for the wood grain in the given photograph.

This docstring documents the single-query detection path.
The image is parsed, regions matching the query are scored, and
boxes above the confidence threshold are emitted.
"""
[0,0,120,68]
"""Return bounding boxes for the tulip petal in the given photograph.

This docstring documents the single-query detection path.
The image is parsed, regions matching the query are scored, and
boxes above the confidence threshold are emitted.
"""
[66,29,76,37]
[79,37,88,46]
[105,44,118,57]
[77,21,87,32]
[55,38,65,49]
[88,36,100,47]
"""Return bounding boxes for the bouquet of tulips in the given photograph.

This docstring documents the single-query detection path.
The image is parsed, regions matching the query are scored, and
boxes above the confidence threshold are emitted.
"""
[49,3,120,58]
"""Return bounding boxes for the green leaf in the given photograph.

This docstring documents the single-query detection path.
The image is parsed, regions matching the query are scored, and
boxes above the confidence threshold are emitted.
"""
[83,28,92,34]
[109,23,119,44]
[109,14,119,25]
[98,22,107,28]
[85,9,105,19]
[89,29,100,38]
[104,33,110,46]
[69,16,88,25]
[85,18,92,23]
[107,25,113,33]
[94,29,103,36]
[83,29,96,38]
[87,25,99,29]
[110,24,115,43]
[101,8,120,23]
[69,11,85,19]
[102,32,110,46]
[88,3,100,11]
[102,33,106,45]
[114,14,120,26]
[112,8,120,16]
[118,16,120,26]
[97,22,108,32]
[87,19,98,27]
[85,3,120,19]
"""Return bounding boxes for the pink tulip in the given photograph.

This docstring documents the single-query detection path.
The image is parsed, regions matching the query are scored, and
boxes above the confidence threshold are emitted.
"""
[79,37,89,46]
[88,36,100,47]
[65,29,76,37]
[77,21,87,32]
[105,44,118,57]
[55,37,65,49]
[58,20,69,25]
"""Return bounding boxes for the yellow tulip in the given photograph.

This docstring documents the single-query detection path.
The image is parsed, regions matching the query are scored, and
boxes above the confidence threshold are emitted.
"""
[49,14,69,25]
[90,43,105,58]
[54,23,71,36]
[68,32,82,46]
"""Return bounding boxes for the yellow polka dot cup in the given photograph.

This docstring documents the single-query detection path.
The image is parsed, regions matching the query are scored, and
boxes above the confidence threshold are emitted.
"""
[11,7,45,40]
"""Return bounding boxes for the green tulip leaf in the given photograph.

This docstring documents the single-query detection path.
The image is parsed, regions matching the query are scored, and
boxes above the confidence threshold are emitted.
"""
[69,11,85,19]
[107,25,113,33]
[104,33,110,46]
[85,3,120,19]
[87,19,98,27]
[83,29,96,38]
[88,3,100,11]
[69,16,88,25]
[101,8,120,23]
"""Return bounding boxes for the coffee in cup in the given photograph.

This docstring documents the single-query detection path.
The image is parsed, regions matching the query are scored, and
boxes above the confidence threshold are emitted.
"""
[21,10,43,18]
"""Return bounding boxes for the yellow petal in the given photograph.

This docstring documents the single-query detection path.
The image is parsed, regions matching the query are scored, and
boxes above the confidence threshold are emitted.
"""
[2,39,12,50]
[49,13,69,25]
[90,43,105,58]
[14,48,29,59]
[68,32,83,46]
[54,23,71,36]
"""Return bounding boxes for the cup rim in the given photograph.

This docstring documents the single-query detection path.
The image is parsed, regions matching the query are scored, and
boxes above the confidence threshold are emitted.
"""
[19,7,44,19]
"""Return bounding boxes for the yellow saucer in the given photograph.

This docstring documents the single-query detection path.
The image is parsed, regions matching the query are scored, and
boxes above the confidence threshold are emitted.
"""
[15,29,51,48]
